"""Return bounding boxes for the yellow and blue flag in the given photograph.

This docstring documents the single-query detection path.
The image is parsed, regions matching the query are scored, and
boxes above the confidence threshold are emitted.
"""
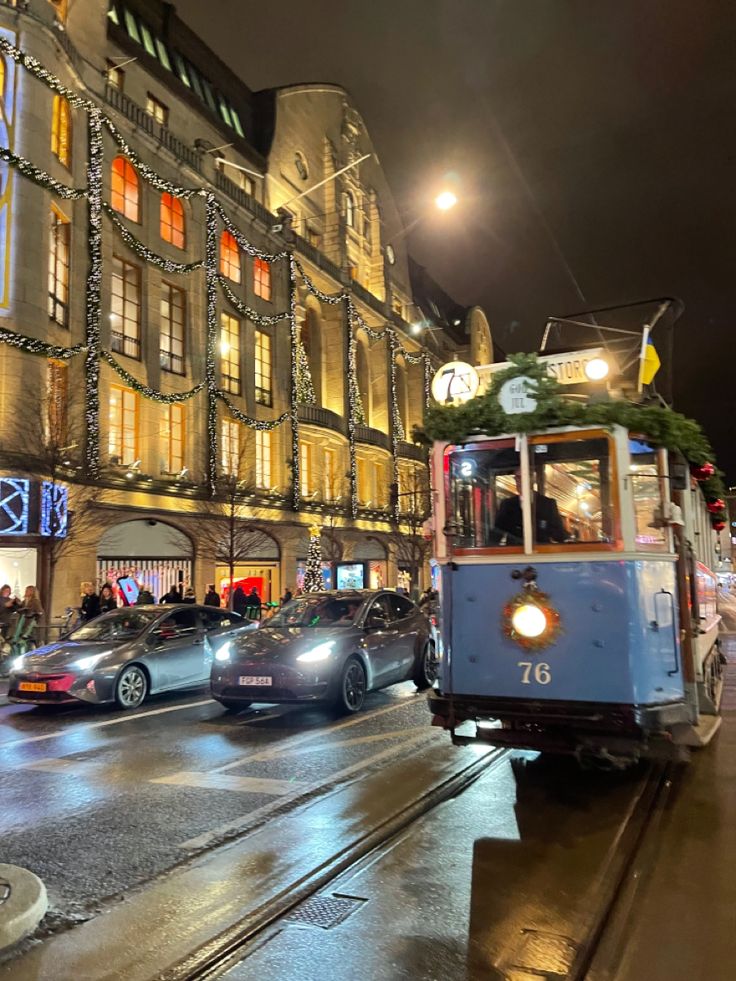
[641,338,661,385]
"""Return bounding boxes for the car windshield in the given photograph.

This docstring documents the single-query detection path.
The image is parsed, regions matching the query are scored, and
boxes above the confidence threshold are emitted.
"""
[265,597,363,628]
[68,610,160,641]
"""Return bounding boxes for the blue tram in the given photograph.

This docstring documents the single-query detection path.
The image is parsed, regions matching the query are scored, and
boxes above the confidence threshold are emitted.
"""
[427,348,724,765]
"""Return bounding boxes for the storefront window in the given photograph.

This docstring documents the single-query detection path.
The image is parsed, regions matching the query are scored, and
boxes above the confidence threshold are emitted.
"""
[529,434,617,547]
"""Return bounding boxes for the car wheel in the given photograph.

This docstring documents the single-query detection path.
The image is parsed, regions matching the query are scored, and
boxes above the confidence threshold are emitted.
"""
[413,641,438,690]
[115,664,148,709]
[334,656,367,715]
[216,697,252,712]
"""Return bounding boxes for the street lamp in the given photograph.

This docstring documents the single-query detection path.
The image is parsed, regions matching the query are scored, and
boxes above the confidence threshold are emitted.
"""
[434,190,458,211]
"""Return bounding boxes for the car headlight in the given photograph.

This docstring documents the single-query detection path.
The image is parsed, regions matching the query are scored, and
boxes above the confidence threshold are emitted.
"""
[11,654,25,672]
[215,640,232,663]
[72,651,112,671]
[510,604,547,638]
[297,641,334,664]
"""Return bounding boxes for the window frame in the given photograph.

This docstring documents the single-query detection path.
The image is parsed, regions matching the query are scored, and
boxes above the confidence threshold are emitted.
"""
[146,92,169,127]
[160,192,185,249]
[254,329,272,406]
[48,205,71,328]
[253,257,271,301]
[111,255,142,359]
[255,429,271,489]
[160,282,186,375]
[220,312,241,395]
[111,156,140,223]
[108,384,139,464]
[221,418,240,477]
[161,402,185,475]
[51,94,72,169]
[219,230,241,283]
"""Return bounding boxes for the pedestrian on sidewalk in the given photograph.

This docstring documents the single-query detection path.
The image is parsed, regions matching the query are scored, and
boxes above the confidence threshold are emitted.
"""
[245,587,262,620]
[136,585,155,605]
[183,587,196,604]
[160,584,182,604]
[280,586,293,606]
[204,585,220,607]
[80,583,101,623]
[232,585,247,616]
[0,584,19,644]
[18,585,43,644]
[99,583,117,613]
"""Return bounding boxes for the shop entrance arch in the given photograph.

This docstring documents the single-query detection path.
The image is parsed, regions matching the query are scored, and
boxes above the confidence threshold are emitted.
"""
[215,529,281,606]
[97,519,193,604]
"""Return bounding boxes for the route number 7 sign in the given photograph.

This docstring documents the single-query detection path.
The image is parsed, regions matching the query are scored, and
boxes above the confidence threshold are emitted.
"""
[430,361,480,406]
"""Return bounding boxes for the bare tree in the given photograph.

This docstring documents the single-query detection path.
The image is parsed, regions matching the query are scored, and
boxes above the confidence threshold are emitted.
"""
[0,374,105,624]
[386,464,432,598]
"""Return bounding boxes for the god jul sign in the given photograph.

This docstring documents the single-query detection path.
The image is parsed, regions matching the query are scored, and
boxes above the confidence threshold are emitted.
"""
[498,376,538,414]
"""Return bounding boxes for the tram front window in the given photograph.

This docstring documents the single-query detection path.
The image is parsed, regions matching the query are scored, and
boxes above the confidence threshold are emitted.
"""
[447,442,521,549]
[529,435,616,547]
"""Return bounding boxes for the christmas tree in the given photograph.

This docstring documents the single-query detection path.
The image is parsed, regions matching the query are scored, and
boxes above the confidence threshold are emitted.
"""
[303,524,324,593]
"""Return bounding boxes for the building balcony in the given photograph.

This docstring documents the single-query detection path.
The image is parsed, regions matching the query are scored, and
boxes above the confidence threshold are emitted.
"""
[297,404,347,435]
[354,425,391,453]
[396,441,427,463]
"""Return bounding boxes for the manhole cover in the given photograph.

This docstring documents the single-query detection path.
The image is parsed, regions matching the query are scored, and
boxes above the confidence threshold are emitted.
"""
[286,894,366,929]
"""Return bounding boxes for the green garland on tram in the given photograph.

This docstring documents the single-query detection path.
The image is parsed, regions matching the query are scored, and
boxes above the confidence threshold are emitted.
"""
[420,353,727,514]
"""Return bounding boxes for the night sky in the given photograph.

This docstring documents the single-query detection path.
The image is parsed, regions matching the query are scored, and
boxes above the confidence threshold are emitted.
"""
[177,0,736,479]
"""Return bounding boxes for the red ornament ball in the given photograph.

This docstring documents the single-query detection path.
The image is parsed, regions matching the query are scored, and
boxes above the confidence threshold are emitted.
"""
[691,462,715,481]
[707,498,726,513]
[713,520,726,532]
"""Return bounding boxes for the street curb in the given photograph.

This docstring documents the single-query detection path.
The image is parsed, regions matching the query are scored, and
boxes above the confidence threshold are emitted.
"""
[0,865,48,952]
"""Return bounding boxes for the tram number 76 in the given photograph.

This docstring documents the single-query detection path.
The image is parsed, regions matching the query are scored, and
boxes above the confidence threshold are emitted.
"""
[518,661,552,685]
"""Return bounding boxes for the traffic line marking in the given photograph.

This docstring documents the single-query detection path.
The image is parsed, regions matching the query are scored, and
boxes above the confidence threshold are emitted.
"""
[151,772,308,795]
[177,729,434,850]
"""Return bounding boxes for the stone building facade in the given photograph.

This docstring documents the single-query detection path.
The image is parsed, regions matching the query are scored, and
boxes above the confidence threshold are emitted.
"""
[0,0,493,617]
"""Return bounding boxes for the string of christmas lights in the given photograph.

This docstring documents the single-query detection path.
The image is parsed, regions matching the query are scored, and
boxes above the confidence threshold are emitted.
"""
[218,392,289,430]
[104,204,205,273]
[103,117,204,200]
[84,111,104,478]
[294,335,316,405]
[0,327,85,359]
[346,308,361,518]
[0,148,86,199]
[204,193,220,494]
[100,350,206,402]
[288,256,301,510]
[0,35,95,111]
[214,201,289,264]
[217,276,288,326]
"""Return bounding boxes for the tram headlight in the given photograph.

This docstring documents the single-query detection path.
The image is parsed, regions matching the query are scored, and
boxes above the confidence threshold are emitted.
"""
[511,604,547,639]
[584,357,609,382]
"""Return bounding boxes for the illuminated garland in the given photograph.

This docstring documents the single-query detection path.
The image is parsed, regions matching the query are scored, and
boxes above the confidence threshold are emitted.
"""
[218,276,288,326]
[388,332,402,520]
[219,392,289,430]
[288,256,301,510]
[100,350,206,402]
[0,326,85,359]
[215,201,288,263]
[204,193,219,493]
[0,35,94,111]
[84,111,104,477]
[104,205,205,273]
[103,117,204,200]
[0,148,86,199]
[294,336,316,405]
[346,310,361,518]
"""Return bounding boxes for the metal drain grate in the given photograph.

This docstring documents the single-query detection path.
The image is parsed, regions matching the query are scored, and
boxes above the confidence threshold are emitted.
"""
[285,894,366,929]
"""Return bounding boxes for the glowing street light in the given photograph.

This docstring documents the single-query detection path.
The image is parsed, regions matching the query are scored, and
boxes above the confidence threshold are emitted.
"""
[435,190,458,211]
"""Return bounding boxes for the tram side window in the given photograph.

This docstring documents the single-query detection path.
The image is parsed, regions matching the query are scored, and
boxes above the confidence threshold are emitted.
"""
[447,443,521,549]
[630,440,668,553]
[529,436,616,547]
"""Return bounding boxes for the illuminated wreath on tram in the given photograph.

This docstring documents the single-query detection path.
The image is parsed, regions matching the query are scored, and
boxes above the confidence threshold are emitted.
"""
[502,586,562,652]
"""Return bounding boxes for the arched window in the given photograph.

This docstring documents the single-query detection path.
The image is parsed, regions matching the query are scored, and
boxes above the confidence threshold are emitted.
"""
[343,191,355,228]
[160,193,185,249]
[356,339,371,423]
[51,95,72,169]
[111,156,139,222]
[219,230,241,283]
[301,306,322,405]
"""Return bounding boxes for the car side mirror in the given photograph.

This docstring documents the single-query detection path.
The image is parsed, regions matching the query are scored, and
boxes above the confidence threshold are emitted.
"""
[365,614,388,631]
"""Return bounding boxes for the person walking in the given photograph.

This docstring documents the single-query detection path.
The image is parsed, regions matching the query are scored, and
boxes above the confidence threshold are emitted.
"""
[98,583,117,613]
[245,587,262,620]
[280,587,293,606]
[0,584,19,644]
[204,585,220,608]
[136,585,155,605]
[232,585,247,616]
[80,583,101,623]
[183,587,196,604]
[160,584,182,604]
[18,586,43,645]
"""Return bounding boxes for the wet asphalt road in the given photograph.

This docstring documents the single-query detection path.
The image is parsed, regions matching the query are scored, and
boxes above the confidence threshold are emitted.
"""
[0,678,438,924]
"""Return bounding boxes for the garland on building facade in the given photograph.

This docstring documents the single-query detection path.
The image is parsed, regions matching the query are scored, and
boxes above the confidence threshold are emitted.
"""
[0,32,432,519]
[303,524,324,592]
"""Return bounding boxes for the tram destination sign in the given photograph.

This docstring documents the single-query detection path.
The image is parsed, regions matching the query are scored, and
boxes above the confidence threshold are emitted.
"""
[476,348,609,393]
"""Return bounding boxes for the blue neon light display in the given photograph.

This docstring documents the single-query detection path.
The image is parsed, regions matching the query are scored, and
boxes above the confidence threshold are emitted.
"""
[40,481,68,537]
[0,477,29,534]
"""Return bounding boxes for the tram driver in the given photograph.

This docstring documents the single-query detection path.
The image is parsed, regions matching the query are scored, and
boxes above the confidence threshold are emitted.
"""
[493,469,568,545]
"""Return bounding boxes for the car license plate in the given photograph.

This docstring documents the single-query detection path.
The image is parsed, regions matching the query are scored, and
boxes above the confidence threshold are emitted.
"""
[19,682,47,692]
[239,676,272,686]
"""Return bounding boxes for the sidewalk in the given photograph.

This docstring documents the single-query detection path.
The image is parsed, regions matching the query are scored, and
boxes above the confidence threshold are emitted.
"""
[592,638,736,981]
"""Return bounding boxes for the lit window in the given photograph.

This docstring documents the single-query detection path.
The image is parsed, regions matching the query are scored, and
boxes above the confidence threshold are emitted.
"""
[229,166,256,197]
[323,448,336,500]
[111,156,139,222]
[220,313,240,394]
[105,60,125,92]
[48,207,70,328]
[221,419,240,477]
[230,108,245,138]
[256,430,271,489]
[109,385,138,463]
[373,462,384,506]
[344,191,355,228]
[146,93,169,127]
[51,95,72,169]
[123,8,141,43]
[254,331,272,406]
[160,193,185,249]
[254,257,271,301]
[111,257,141,358]
[160,283,185,374]
[219,230,241,283]
[154,39,172,71]
[161,404,185,474]
[46,360,68,445]
[357,457,371,505]
[48,0,68,23]
[139,24,156,58]
[300,442,312,497]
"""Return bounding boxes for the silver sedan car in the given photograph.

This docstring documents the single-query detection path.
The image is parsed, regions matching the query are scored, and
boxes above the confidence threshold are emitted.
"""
[8,605,254,709]
[211,590,436,714]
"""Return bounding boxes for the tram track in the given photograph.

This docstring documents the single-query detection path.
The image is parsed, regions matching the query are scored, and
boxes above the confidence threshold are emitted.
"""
[176,754,680,981]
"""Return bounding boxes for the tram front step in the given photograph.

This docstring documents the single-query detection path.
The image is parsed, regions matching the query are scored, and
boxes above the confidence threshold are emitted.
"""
[670,715,722,747]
